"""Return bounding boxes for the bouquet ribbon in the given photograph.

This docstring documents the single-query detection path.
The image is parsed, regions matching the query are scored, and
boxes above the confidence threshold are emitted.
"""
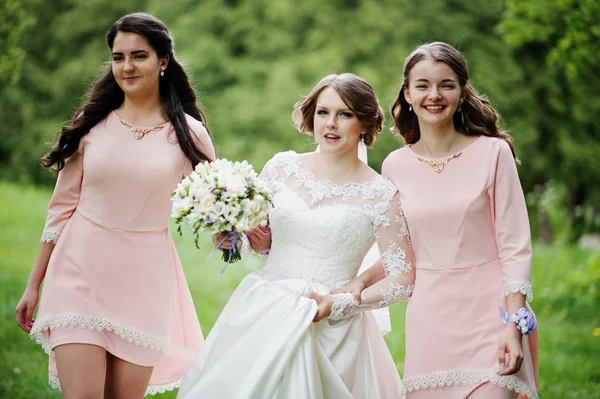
[207,231,240,274]
[499,307,519,324]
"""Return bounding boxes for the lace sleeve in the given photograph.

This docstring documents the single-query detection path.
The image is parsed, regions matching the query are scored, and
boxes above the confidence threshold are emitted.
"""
[329,191,415,320]
[239,153,283,258]
[256,153,283,194]
[41,150,84,244]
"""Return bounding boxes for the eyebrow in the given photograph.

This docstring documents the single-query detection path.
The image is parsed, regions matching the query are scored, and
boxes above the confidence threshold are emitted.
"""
[316,105,354,112]
[111,50,149,56]
[415,78,457,83]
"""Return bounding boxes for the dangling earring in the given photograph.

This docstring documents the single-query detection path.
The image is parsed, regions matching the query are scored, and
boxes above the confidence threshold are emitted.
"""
[457,101,464,125]
[408,104,412,112]
[160,70,165,77]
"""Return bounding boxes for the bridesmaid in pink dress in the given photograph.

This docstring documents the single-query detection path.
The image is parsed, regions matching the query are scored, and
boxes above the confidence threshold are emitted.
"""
[338,42,539,398]
[14,13,214,398]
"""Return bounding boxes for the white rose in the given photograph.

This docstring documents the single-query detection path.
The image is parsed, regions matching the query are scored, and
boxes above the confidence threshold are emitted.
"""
[173,196,193,213]
[185,210,203,226]
[236,216,251,232]
[202,196,215,209]
[212,201,226,217]
[225,174,247,196]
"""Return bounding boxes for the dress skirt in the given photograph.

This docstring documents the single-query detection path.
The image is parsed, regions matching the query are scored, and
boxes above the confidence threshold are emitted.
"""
[178,273,406,399]
[30,210,203,395]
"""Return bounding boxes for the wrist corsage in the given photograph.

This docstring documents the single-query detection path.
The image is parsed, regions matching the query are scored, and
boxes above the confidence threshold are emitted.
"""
[499,307,537,335]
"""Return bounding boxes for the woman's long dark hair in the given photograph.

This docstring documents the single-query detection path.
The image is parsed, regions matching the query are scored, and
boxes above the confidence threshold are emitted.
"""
[391,42,519,162]
[42,12,212,171]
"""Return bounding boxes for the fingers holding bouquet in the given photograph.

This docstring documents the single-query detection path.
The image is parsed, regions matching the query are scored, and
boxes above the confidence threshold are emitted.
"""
[212,232,236,250]
[171,158,272,270]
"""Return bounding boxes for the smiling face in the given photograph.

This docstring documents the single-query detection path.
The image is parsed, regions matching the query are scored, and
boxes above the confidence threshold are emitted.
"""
[111,31,168,99]
[313,87,364,156]
[404,57,466,129]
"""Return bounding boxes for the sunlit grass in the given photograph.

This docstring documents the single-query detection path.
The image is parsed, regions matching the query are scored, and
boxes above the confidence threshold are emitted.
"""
[0,181,598,398]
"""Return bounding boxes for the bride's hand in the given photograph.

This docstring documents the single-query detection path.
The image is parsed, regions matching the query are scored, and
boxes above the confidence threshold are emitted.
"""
[304,292,333,322]
[330,278,365,304]
[244,226,271,253]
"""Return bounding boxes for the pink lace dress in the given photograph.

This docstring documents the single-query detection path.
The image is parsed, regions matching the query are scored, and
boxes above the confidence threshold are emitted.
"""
[383,136,538,399]
[30,112,213,395]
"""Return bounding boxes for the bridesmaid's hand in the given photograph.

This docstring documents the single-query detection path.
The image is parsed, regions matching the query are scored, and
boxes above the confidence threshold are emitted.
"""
[211,233,238,250]
[497,324,524,375]
[304,292,333,322]
[330,278,365,304]
[244,226,271,254]
[16,287,38,333]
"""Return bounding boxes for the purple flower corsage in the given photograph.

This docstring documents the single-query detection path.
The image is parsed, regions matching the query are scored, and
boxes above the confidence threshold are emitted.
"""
[499,307,537,335]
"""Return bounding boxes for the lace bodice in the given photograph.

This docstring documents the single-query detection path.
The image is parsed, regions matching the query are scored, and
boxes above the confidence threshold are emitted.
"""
[253,151,415,318]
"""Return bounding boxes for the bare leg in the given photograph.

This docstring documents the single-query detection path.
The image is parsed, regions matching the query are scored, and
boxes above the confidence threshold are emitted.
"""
[104,352,154,399]
[54,343,106,399]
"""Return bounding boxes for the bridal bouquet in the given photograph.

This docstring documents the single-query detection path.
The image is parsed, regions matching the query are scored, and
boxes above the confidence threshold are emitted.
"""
[171,158,272,268]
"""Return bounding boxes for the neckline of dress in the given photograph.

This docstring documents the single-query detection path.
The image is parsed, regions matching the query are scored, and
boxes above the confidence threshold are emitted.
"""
[407,135,484,161]
[289,151,385,189]
[112,110,171,129]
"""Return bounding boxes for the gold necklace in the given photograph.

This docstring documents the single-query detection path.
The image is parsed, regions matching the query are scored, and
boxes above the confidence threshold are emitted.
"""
[118,117,168,140]
[417,152,462,173]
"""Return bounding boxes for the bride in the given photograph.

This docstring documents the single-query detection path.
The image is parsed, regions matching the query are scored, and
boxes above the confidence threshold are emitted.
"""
[178,73,415,399]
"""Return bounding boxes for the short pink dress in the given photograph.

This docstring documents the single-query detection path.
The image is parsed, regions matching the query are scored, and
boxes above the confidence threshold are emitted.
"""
[30,111,213,395]
[382,136,538,399]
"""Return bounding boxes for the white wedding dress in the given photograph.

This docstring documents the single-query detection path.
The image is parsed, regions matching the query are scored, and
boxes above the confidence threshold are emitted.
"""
[178,151,415,399]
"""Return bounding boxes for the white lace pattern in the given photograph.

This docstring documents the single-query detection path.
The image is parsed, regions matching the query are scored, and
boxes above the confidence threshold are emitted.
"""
[329,293,359,320]
[30,313,168,354]
[396,206,410,241]
[375,283,414,308]
[403,368,537,398]
[501,280,533,302]
[381,242,411,275]
[255,151,415,323]
[40,230,60,244]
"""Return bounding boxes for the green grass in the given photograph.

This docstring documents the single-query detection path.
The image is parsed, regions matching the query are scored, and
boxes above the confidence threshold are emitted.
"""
[1,181,599,398]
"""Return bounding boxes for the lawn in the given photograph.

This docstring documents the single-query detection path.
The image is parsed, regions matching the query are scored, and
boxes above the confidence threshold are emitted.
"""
[0,181,598,398]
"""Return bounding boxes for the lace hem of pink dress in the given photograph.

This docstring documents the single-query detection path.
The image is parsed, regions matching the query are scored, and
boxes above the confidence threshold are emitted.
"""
[403,368,537,399]
[30,313,168,352]
[30,313,182,397]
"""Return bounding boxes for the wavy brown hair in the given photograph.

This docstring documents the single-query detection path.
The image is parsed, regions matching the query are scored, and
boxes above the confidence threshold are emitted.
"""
[42,12,212,171]
[292,73,384,147]
[391,42,519,162]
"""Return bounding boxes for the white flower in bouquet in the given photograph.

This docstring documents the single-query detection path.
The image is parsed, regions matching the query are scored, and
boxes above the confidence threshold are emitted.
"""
[171,158,272,268]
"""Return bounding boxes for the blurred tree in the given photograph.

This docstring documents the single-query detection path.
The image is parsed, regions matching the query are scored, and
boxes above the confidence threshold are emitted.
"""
[147,0,530,173]
[2,0,597,240]
[0,0,147,183]
[500,0,600,239]
[0,0,36,85]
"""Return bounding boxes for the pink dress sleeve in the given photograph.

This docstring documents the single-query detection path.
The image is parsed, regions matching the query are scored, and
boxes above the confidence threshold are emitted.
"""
[328,192,416,319]
[182,118,216,176]
[489,140,533,303]
[41,149,84,244]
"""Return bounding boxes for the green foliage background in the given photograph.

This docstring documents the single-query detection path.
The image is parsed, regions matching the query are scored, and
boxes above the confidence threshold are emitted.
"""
[1,0,599,241]
[1,0,599,397]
